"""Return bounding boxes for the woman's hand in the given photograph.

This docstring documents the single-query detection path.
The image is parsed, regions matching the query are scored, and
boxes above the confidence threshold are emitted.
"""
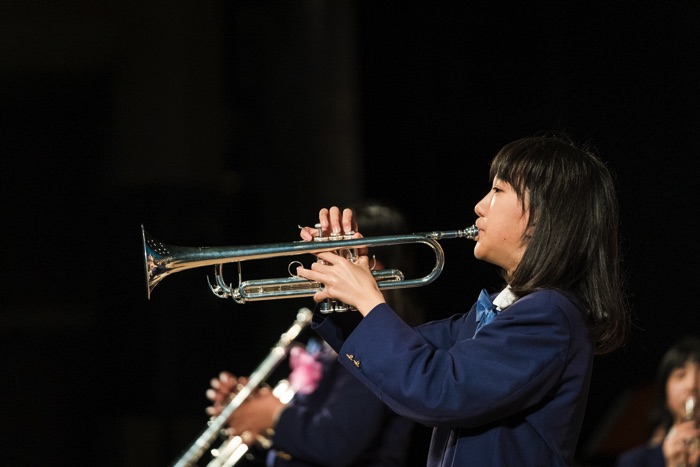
[663,421,700,467]
[205,371,246,419]
[297,206,385,316]
[297,251,385,316]
[227,386,285,446]
[299,207,358,242]
[205,372,285,446]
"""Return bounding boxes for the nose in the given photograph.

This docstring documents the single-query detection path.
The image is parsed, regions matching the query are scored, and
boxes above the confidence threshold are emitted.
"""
[474,192,489,218]
[686,365,700,394]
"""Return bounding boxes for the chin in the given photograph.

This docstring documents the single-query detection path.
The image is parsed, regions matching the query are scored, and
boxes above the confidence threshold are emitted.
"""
[473,245,487,262]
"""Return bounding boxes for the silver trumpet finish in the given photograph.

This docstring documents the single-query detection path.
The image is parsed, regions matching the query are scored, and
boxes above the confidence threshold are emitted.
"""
[171,308,313,467]
[686,396,696,422]
[685,396,699,451]
[142,224,478,302]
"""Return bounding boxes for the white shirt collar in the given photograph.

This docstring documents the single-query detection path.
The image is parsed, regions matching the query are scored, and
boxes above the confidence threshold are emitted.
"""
[493,286,517,311]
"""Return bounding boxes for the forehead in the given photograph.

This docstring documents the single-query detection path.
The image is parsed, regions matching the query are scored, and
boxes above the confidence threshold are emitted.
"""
[492,177,517,189]
[670,360,700,374]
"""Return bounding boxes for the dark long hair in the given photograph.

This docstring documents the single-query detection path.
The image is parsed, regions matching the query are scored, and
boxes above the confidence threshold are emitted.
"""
[489,133,629,354]
[648,336,700,432]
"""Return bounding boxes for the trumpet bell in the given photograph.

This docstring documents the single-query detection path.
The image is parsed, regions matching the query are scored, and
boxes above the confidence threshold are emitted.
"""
[142,227,170,299]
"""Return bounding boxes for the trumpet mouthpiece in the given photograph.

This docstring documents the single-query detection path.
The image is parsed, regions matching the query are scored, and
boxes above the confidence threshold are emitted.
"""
[463,225,478,240]
[685,396,696,421]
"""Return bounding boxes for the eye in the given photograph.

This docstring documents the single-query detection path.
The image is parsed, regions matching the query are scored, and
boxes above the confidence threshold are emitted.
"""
[670,368,687,381]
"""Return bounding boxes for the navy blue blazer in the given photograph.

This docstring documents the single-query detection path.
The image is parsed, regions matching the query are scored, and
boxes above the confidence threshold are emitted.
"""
[270,345,415,467]
[615,443,665,467]
[313,289,594,466]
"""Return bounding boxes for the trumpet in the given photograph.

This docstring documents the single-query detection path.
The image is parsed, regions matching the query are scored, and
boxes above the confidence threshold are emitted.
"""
[171,308,313,467]
[685,396,699,450]
[142,224,478,308]
[685,396,696,422]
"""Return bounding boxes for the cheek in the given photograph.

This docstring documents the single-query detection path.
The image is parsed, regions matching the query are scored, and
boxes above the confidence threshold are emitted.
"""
[473,238,497,264]
[666,381,683,408]
[666,380,676,398]
[514,213,530,239]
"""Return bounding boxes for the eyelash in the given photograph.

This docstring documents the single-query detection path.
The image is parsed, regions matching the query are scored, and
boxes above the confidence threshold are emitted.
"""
[670,370,686,380]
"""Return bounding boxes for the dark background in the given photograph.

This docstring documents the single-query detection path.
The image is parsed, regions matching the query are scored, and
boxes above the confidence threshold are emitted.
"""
[2,1,699,466]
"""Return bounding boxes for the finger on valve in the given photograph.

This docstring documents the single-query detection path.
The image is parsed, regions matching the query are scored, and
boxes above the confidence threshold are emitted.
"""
[220,371,244,391]
[207,377,231,402]
[342,207,357,234]
[240,430,254,446]
[326,206,354,236]
[205,403,219,418]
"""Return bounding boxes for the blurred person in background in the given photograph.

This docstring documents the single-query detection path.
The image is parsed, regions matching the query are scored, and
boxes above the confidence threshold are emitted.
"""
[206,200,426,466]
[616,336,700,467]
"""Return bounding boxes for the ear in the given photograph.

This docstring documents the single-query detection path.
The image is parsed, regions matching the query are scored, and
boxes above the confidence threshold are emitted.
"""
[523,207,535,239]
[523,220,535,241]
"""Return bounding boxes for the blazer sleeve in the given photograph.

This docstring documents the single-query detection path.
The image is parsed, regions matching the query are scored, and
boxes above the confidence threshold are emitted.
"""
[314,303,468,352]
[614,444,665,467]
[319,290,591,428]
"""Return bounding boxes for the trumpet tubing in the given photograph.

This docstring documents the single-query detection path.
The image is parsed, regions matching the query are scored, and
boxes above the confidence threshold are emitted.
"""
[142,224,478,303]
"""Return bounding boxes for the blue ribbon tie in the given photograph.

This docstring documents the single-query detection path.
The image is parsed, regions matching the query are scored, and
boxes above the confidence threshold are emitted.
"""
[474,288,498,335]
